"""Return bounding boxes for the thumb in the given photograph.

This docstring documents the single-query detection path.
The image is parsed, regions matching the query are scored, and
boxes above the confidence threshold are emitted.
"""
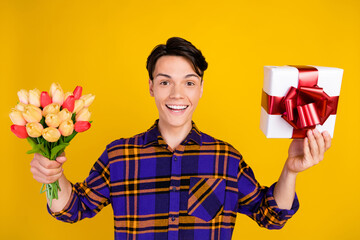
[55,152,67,165]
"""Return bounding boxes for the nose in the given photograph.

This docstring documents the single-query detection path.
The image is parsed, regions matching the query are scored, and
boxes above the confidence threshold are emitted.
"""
[170,84,184,99]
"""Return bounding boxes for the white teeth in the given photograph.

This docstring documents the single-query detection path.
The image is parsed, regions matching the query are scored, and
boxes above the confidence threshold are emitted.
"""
[166,104,188,110]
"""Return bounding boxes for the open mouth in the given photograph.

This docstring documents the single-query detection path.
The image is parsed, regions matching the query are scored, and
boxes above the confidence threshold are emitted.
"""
[166,104,189,112]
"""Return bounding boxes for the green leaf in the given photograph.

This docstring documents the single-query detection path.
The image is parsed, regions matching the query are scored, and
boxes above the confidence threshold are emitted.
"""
[71,113,76,122]
[50,143,69,160]
[26,137,38,148]
[26,138,49,157]
[26,144,42,154]
[40,117,46,128]
[39,143,50,158]
[64,131,78,143]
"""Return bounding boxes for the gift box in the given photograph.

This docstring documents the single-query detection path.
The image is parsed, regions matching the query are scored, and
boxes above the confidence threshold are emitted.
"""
[260,65,343,138]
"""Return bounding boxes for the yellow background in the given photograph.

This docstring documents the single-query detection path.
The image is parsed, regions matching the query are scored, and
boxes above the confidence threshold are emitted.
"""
[1,0,359,239]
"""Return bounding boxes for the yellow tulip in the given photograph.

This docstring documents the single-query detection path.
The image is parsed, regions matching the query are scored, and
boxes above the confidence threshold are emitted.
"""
[58,108,72,123]
[17,89,29,104]
[73,99,85,113]
[42,103,60,116]
[26,122,44,138]
[58,119,74,136]
[42,127,61,142]
[49,83,62,97]
[22,105,42,123]
[45,113,60,128]
[9,109,27,125]
[15,102,26,112]
[29,88,41,107]
[80,94,95,107]
[52,88,64,105]
[76,108,91,121]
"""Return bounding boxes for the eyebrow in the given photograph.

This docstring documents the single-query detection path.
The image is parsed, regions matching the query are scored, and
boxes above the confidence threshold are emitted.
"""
[185,74,200,79]
[154,73,200,79]
[155,73,171,78]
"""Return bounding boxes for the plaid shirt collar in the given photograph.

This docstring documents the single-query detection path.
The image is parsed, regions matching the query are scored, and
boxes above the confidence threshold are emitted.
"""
[144,119,202,147]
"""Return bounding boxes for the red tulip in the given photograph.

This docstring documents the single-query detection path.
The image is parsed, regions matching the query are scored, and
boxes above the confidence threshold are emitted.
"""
[62,95,75,112]
[40,91,52,108]
[74,121,91,132]
[11,125,29,138]
[73,86,82,100]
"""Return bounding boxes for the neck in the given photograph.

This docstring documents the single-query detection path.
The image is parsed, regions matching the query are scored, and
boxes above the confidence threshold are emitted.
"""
[158,119,192,150]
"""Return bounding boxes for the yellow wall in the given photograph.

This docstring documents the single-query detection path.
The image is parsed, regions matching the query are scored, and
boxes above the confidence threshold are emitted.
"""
[1,0,359,239]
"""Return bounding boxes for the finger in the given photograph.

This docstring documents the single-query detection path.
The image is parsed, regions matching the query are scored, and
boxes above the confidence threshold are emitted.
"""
[303,137,311,158]
[31,159,63,178]
[56,153,67,164]
[31,166,63,184]
[313,129,325,160]
[322,131,332,151]
[307,129,319,161]
[34,153,61,169]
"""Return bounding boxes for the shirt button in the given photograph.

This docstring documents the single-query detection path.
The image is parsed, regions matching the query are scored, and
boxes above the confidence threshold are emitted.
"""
[172,186,176,192]
[171,216,175,221]
[174,156,177,161]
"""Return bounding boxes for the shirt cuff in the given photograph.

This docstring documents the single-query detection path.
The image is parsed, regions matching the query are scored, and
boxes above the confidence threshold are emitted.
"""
[265,182,300,221]
[46,183,77,222]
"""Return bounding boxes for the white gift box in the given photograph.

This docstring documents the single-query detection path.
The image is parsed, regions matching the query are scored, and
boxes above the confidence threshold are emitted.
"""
[260,66,343,138]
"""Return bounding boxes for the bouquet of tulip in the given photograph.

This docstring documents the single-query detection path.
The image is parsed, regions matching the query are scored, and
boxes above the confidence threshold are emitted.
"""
[9,83,95,207]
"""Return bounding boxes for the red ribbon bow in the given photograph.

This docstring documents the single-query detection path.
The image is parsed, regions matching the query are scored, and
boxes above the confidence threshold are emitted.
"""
[261,66,339,138]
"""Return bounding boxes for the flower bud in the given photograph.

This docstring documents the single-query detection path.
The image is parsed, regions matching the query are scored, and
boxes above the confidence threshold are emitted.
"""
[64,92,73,100]
[59,119,74,136]
[26,122,44,138]
[49,83,62,98]
[9,109,26,125]
[73,86,82,100]
[80,94,95,107]
[15,102,27,112]
[11,124,29,138]
[42,103,60,116]
[73,99,85,113]
[52,87,64,105]
[29,88,41,107]
[17,89,29,104]
[42,127,61,142]
[22,105,42,123]
[76,108,91,122]
[62,95,75,112]
[45,113,60,128]
[58,108,72,123]
[74,121,91,132]
[40,91,52,108]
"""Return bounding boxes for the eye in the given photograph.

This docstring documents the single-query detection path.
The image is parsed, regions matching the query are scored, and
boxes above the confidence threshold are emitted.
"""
[186,81,195,86]
[160,81,169,86]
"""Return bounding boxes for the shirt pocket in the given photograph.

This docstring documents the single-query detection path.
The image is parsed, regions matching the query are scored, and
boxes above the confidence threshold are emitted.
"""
[187,177,225,222]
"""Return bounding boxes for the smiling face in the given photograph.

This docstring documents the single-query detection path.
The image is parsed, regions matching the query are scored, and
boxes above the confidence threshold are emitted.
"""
[149,55,203,130]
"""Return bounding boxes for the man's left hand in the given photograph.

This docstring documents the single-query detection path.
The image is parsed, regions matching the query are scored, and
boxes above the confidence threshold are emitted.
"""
[285,129,331,174]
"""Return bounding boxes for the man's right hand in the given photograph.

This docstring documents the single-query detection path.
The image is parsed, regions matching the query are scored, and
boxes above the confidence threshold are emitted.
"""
[30,152,73,212]
[30,152,67,184]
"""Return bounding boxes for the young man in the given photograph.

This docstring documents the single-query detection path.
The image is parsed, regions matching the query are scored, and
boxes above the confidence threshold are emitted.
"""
[31,37,331,240]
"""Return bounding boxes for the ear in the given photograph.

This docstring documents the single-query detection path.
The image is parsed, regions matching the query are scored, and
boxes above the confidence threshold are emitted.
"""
[149,79,154,97]
[200,80,204,98]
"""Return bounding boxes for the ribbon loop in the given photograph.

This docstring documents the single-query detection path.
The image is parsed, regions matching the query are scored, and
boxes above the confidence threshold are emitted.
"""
[261,65,340,138]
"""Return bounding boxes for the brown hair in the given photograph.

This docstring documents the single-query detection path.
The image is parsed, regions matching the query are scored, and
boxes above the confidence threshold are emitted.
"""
[146,37,208,81]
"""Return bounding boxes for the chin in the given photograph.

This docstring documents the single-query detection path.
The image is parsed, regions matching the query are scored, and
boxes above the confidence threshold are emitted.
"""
[161,115,192,129]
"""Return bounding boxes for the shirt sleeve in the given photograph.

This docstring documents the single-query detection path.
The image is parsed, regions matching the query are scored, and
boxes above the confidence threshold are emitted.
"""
[237,158,299,229]
[47,148,111,223]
